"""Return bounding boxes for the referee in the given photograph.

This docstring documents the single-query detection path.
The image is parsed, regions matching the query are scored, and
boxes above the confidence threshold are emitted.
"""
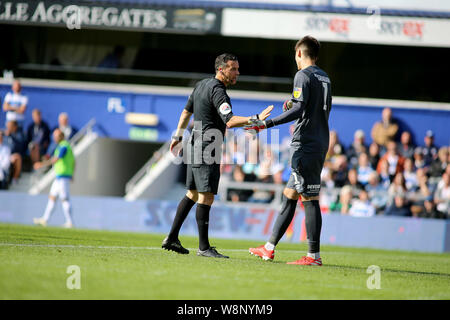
[247,36,332,266]
[162,53,273,258]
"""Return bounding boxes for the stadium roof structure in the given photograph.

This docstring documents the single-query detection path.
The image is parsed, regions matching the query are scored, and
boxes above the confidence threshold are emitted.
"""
[1,0,449,47]
[93,0,450,19]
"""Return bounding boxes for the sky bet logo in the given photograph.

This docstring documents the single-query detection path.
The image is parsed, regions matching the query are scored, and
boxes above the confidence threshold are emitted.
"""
[305,16,350,36]
[378,20,424,39]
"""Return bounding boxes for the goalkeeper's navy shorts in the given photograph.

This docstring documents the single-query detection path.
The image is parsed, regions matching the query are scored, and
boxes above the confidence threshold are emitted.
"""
[186,163,221,195]
[286,148,326,197]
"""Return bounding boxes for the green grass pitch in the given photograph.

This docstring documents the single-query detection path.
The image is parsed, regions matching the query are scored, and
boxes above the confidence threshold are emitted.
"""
[0,223,449,300]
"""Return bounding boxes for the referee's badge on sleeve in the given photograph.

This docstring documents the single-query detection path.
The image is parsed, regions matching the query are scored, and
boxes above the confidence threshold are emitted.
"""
[219,103,232,115]
[293,87,302,99]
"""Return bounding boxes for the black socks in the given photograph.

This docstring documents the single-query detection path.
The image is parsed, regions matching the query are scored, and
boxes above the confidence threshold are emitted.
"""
[196,203,211,251]
[268,195,298,246]
[168,195,196,241]
[303,200,322,253]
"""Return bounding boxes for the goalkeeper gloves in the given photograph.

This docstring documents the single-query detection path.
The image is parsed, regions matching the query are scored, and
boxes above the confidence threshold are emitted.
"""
[244,115,274,135]
[283,100,293,112]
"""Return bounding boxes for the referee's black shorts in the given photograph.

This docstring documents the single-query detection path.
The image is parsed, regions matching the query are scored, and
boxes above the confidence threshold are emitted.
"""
[186,163,221,194]
[286,148,326,197]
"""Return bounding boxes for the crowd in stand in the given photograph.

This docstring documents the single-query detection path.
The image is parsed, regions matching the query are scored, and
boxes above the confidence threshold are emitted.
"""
[1,80,448,219]
[221,107,449,219]
[0,80,77,189]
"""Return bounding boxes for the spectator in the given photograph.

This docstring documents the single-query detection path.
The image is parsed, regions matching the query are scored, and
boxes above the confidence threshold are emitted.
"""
[321,165,335,189]
[377,158,391,189]
[384,194,412,217]
[248,149,276,203]
[0,131,11,189]
[227,165,255,202]
[272,164,285,185]
[229,139,245,165]
[356,152,374,186]
[4,120,26,184]
[415,168,431,194]
[387,172,408,207]
[434,172,450,218]
[418,200,441,219]
[57,112,78,141]
[371,107,399,148]
[413,147,427,170]
[329,185,353,215]
[2,79,28,129]
[98,45,125,69]
[26,109,51,165]
[377,140,405,179]
[368,142,381,170]
[248,174,274,203]
[403,158,418,191]
[344,168,364,195]
[349,190,376,217]
[332,154,348,188]
[365,171,388,213]
[346,129,368,167]
[46,112,78,158]
[399,131,415,160]
[447,146,450,166]
[326,130,345,163]
[409,169,432,217]
[421,130,438,166]
[429,146,448,178]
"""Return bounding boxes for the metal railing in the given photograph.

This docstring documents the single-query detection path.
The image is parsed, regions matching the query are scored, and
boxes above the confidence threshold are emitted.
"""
[218,180,285,208]
[217,180,444,212]
[125,140,171,194]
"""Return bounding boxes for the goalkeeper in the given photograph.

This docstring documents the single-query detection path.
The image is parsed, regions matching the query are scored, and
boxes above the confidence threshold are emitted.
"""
[246,36,332,266]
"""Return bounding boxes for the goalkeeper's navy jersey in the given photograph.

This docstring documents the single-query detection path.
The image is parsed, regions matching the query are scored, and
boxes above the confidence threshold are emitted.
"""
[273,65,332,154]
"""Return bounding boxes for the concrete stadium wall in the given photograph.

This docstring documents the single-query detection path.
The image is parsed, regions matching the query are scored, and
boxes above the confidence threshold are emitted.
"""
[1,191,449,253]
[1,80,449,147]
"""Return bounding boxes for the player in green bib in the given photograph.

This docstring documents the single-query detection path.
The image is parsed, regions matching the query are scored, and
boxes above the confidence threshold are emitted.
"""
[33,128,76,228]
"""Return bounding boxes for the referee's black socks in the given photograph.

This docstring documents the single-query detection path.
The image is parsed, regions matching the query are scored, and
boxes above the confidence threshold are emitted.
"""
[168,195,196,241]
[303,200,322,254]
[196,203,211,251]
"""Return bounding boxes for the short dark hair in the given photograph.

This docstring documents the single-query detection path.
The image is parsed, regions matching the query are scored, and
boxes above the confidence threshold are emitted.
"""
[215,53,238,72]
[295,36,320,61]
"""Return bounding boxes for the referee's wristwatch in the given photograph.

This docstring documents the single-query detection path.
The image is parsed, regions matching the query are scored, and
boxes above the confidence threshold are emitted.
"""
[171,135,183,142]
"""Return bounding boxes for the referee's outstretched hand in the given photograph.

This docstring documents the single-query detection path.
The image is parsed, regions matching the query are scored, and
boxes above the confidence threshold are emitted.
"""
[259,105,274,120]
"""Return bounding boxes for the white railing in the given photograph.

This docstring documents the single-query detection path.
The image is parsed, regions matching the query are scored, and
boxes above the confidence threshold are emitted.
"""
[125,140,170,195]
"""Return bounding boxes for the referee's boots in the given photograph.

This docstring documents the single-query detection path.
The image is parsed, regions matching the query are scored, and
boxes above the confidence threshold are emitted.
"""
[162,237,189,254]
[197,247,229,259]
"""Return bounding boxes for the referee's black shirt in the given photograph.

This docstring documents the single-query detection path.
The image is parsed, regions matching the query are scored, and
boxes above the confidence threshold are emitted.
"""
[184,77,234,138]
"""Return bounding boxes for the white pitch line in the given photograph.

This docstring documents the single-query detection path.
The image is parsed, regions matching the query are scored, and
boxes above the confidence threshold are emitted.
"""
[0,242,346,255]
[0,243,250,252]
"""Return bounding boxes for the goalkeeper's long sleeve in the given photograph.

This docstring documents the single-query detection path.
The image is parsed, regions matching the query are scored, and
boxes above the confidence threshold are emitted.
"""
[265,101,305,128]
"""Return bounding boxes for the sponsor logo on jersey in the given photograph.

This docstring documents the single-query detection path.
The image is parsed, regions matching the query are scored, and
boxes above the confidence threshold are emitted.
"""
[219,102,232,115]
[293,87,302,99]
